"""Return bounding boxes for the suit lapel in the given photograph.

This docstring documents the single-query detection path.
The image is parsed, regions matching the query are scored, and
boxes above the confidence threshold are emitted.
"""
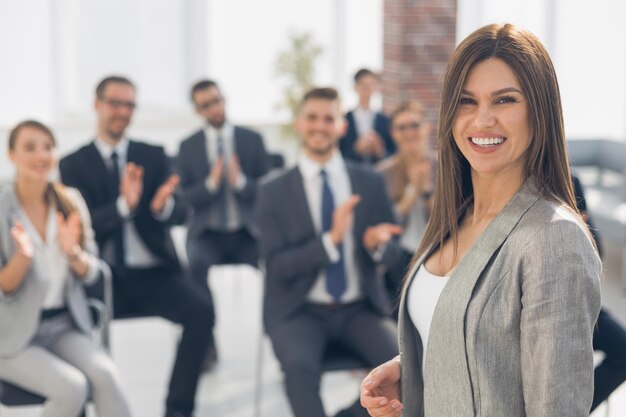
[288,168,316,239]
[84,142,117,198]
[423,178,541,415]
[195,131,210,178]
[346,165,364,245]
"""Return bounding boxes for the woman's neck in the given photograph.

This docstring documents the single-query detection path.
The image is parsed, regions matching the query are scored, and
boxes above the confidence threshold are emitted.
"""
[469,170,524,225]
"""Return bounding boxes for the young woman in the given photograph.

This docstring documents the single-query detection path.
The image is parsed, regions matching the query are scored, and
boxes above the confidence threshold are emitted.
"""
[377,101,434,305]
[0,120,131,417]
[361,24,601,416]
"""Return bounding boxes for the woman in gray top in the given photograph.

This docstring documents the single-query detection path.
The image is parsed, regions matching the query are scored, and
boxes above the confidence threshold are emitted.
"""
[361,24,601,416]
[0,121,131,417]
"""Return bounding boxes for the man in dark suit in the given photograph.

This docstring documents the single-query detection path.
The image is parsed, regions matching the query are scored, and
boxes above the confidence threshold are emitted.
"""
[60,76,214,417]
[571,175,626,412]
[177,79,270,353]
[339,68,395,164]
[255,87,402,417]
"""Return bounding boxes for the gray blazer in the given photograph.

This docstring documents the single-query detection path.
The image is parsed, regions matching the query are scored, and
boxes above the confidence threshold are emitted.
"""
[0,186,103,357]
[177,126,270,238]
[255,162,403,331]
[398,178,602,416]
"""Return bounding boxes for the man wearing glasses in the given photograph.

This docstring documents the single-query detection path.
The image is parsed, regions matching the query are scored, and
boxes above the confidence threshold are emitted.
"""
[177,79,270,369]
[60,75,214,417]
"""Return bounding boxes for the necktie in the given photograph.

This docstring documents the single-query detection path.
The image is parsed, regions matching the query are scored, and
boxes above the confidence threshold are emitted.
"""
[110,152,125,267]
[320,169,347,301]
[216,135,229,227]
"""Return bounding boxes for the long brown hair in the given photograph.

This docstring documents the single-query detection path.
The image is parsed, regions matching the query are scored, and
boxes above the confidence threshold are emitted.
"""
[8,120,85,247]
[414,23,576,263]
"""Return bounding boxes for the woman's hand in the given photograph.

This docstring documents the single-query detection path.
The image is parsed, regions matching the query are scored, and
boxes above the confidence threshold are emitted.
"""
[57,212,82,257]
[360,356,404,416]
[11,221,34,259]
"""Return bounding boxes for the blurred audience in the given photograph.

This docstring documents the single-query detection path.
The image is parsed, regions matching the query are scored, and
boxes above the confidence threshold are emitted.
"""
[339,68,395,164]
[572,175,626,412]
[377,101,434,307]
[255,87,402,417]
[59,76,213,417]
[0,120,131,417]
[177,79,270,369]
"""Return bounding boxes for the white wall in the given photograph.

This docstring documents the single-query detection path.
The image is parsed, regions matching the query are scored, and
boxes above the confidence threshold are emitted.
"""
[456,0,626,141]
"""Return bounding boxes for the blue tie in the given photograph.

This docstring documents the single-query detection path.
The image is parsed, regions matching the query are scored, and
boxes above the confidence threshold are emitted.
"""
[320,169,347,302]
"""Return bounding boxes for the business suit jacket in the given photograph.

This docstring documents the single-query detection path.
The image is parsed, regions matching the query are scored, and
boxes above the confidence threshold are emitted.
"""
[0,186,102,357]
[398,178,602,416]
[255,161,402,331]
[177,126,270,239]
[339,110,395,163]
[59,140,186,269]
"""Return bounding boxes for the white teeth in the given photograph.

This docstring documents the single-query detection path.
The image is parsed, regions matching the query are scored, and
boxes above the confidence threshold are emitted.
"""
[471,137,505,146]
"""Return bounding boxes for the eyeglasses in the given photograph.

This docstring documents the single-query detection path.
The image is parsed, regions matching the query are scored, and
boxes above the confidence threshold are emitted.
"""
[99,97,136,110]
[196,97,223,111]
[392,122,421,132]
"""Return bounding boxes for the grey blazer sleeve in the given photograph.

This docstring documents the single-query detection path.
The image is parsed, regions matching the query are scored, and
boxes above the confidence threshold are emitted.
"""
[519,218,601,416]
[66,187,103,285]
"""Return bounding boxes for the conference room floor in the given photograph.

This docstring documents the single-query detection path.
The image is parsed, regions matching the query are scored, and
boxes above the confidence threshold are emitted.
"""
[3,243,626,417]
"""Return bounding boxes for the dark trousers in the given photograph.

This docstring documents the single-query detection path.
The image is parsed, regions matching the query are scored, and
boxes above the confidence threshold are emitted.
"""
[112,266,214,416]
[268,302,398,417]
[186,228,258,308]
[592,308,626,411]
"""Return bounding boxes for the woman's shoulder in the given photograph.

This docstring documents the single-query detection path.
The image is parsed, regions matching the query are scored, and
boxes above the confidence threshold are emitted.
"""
[514,197,595,253]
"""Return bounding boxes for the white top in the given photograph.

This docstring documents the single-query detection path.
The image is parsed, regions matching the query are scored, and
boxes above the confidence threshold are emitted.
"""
[407,264,450,369]
[94,137,173,268]
[353,106,374,136]
[16,192,99,309]
[298,151,362,304]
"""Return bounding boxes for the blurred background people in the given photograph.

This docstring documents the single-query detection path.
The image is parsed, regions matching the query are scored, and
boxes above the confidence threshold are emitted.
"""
[255,87,401,417]
[377,101,434,309]
[0,120,131,417]
[177,79,270,369]
[59,76,213,417]
[339,68,395,165]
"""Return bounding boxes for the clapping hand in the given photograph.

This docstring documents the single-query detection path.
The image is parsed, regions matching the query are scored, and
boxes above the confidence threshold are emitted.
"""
[151,174,180,213]
[57,212,82,257]
[228,155,243,187]
[120,162,144,211]
[10,220,34,259]
[362,223,403,252]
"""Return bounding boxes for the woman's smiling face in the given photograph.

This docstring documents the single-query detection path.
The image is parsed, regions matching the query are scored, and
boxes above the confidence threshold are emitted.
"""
[453,57,532,180]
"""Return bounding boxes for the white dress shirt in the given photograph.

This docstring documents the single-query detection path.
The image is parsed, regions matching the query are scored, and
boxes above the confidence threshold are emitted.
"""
[408,264,450,369]
[299,151,363,304]
[94,138,173,268]
[353,106,375,136]
[17,198,99,309]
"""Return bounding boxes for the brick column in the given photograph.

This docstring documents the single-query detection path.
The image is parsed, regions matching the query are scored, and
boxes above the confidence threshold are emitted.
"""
[382,0,457,125]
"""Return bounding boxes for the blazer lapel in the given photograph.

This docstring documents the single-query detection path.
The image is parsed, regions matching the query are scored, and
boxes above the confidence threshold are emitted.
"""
[423,178,542,416]
[288,168,316,239]
[84,142,117,198]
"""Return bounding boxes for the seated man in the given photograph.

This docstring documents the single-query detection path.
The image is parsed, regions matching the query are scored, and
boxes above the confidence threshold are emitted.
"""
[572,175,626,412]
[339,68,395,164]
[177,80,270,364]
[255,87,402,417]
[60,75,214,417]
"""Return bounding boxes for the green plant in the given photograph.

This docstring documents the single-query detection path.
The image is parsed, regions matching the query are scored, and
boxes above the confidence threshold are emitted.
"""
[274,32,323,138]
